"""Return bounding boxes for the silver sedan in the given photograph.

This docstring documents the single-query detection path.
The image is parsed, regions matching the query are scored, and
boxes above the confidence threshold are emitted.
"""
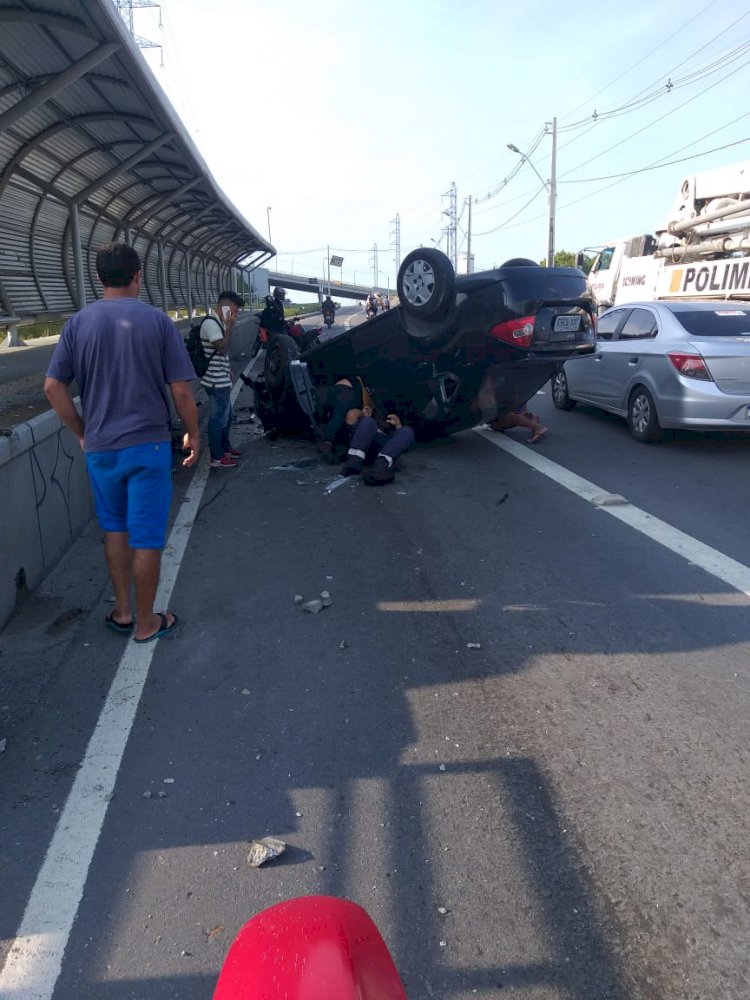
[551,300,750,441]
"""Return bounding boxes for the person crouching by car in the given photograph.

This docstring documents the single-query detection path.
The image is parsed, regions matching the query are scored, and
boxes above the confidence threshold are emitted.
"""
[319,377,414,486]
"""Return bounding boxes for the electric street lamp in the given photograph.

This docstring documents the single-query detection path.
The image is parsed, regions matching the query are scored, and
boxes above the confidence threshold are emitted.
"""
[507,120,557,267]
[266,206,272,244]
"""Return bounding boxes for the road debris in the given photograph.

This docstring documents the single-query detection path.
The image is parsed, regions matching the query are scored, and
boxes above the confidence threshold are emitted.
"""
[340,640,349,650]
[302,599,324,614]
[437,906,450,916]
[206,924,225,939]
[324,475,355,494]
[320,590,332,607]
[466,642,481,650]
[241,688,251,695]
[294,594,304,604]
[247,837,287,868]
[143,790,152,799]
[496,493,510,505]
[592,493,629,507]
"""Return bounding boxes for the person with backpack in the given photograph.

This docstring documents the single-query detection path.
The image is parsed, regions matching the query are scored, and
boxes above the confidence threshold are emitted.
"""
[200,290,245,468]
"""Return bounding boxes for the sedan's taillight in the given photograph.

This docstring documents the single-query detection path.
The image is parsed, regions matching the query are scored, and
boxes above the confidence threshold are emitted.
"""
[490,315,535,349]
[667,351,713,381]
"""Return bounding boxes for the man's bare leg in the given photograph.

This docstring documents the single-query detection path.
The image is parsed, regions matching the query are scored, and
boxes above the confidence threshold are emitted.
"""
[132,548,175,640]
[103,531,133,626]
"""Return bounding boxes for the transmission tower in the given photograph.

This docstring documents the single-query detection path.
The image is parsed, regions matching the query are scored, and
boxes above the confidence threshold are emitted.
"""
[114,0,163,63]
[390,213,401,273]
[442,182,457,269]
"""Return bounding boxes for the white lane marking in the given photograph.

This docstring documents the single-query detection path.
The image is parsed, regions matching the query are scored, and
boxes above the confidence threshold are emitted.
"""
[475,428,750,599]
[0,379,253,999]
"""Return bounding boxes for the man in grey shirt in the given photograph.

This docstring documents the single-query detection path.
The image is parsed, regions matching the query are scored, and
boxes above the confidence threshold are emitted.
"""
[44,242,199,643]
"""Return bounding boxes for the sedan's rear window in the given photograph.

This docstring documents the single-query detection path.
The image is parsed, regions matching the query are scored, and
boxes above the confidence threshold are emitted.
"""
[673,309,750,336]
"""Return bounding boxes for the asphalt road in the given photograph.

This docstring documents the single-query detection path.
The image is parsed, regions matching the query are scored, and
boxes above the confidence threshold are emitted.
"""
[1,342,749,999]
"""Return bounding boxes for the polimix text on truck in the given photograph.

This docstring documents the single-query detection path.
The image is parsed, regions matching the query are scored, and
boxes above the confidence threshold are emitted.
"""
[582,160,750,311]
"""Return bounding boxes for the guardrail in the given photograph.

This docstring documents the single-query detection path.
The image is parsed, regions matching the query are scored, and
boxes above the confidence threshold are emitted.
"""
[0,312,259,631]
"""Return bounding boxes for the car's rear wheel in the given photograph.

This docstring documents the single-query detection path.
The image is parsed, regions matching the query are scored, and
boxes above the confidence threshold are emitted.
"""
[397,248,455,320]
[628,385,663,442]
[264,333,299,389]
[551,368,576,410]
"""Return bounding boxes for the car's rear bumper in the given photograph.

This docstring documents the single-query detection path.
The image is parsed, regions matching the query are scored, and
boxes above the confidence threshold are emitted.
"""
[655,379,750,428]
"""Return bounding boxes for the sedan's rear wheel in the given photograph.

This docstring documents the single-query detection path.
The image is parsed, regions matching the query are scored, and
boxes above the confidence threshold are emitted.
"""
[551,368,576,410]
[628,385,663,442]
[397,248,455,320]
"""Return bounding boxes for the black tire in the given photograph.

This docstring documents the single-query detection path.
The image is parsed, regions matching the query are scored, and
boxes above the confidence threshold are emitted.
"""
[264,333,299,390]
[627,385,663,443]
[397,248,455,320]
[551,368,576,410]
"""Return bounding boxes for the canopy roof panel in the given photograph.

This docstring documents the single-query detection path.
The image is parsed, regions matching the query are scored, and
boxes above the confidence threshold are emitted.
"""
[0,0,275,317]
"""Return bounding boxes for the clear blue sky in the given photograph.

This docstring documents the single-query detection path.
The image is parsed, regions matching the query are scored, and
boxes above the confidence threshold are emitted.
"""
[132,0,750,290]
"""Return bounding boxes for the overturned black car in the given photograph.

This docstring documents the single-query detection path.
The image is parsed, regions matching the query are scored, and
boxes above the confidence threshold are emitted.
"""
[254,249,596,442]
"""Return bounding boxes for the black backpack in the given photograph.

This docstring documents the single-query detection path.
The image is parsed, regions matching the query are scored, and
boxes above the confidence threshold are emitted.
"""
[185,317,213,378]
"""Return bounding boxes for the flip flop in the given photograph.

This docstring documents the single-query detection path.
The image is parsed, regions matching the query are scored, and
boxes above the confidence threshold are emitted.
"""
[105,612,133,633]
[133,612,180,644]
[529,429,549,444]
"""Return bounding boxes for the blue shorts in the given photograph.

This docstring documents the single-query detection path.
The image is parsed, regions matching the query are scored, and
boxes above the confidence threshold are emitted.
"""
[86,442,172,549]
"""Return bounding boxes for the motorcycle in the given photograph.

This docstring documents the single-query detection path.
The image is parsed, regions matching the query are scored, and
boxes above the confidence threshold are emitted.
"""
[323,310,335,329]
[213,896,408,999]
[365,301,378,319]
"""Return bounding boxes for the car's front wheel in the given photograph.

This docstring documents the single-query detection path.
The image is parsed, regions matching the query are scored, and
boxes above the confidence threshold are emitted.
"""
[551,368,576,410]
[264,333,299,389]
[397,248,455,320]
[627,385,663,442]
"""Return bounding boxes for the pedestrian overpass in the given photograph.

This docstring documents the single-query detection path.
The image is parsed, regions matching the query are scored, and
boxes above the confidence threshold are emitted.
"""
[266,271,390,301]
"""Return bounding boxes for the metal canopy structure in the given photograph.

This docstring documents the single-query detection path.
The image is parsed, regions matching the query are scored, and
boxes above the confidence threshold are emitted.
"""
[0,0,275,321]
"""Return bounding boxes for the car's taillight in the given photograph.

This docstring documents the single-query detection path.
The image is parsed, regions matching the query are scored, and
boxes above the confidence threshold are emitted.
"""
[667,351,713,381]
[490,315,535,349]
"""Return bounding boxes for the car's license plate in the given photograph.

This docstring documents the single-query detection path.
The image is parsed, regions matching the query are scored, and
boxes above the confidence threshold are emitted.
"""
[553,315,581,332]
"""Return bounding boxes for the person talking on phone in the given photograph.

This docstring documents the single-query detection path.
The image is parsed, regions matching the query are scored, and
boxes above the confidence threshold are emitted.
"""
[200,290,245,468]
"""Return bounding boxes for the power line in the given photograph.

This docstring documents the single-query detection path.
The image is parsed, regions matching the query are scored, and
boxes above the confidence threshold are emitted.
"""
[473,134,750,240]
[558,0,722,122]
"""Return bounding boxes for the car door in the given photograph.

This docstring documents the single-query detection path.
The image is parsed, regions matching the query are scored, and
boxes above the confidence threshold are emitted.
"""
[600,306,659,409]
[565,308,627,404]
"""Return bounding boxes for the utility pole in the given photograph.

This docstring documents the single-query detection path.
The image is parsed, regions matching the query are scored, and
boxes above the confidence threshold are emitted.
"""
[547,116,557,268]
[466,196,473,274]
[370,243,378,288]
[442,182,457,269]
[390,213,401,274]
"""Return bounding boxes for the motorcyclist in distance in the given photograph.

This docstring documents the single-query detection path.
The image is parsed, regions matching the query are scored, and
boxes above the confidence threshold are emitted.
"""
[322,295,335,324]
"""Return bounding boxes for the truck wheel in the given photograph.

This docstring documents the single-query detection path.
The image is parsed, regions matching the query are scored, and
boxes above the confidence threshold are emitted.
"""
[627,385,663,442]
[397,248,455,320]
[551,369,576,410]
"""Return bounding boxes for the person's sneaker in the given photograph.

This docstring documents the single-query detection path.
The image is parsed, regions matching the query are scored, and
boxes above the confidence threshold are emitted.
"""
[340,455,363,477]
[210,455,237,468]
[224,447,243,458]
[363,456,395,486]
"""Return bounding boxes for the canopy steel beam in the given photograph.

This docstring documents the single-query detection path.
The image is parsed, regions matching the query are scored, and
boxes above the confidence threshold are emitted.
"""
[0,42,121,133]
[72,134,175,206]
